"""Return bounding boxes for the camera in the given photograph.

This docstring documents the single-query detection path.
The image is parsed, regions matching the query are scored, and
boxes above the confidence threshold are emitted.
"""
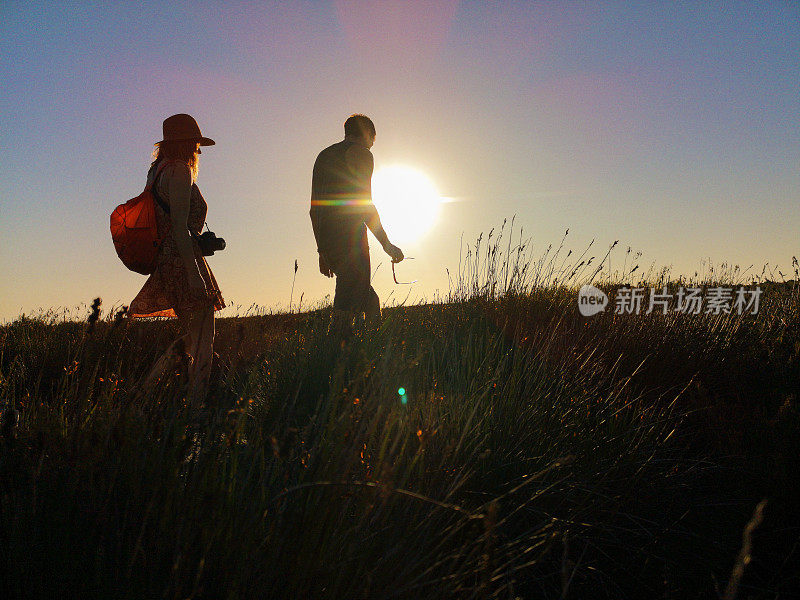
[196,231,226,256]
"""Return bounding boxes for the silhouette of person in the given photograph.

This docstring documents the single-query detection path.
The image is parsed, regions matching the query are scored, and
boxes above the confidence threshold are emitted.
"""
[129,114,225,402]
[310,114,403,330]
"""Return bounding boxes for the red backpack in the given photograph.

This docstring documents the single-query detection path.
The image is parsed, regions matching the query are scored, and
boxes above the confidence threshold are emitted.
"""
[110,164,168,275]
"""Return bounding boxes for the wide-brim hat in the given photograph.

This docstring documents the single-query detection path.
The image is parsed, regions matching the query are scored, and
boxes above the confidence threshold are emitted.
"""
[156,113,215,146]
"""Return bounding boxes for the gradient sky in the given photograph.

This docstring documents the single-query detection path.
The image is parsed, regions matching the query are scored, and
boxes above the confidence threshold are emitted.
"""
[1,1,798,321]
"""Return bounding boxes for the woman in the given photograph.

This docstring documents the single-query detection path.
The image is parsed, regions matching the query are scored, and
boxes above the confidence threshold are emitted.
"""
[129,114,225,402]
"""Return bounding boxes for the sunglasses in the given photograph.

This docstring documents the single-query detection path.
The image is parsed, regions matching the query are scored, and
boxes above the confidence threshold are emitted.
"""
[391,257,417,285]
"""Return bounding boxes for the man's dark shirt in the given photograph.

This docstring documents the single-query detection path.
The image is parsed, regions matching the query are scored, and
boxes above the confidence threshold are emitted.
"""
[310,140,385,266]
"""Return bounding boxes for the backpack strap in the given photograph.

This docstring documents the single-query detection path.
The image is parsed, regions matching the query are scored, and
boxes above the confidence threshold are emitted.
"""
[149,160,173,215]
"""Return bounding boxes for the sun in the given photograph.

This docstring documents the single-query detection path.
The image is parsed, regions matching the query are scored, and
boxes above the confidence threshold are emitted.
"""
[372,165,441,244]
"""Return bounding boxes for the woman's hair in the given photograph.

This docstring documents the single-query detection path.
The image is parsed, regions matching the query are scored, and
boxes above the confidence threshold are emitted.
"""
[151,139,199,180]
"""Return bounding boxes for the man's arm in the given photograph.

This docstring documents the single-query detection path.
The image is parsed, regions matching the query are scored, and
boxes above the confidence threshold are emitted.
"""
[309,156,326,252]
[346,145,403,261]
[310,205,334,277]
[310,157,334,277]
[309,205,324,253]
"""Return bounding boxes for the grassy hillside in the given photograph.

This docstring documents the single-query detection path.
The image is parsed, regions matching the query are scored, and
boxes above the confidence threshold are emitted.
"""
[1,246,799,598]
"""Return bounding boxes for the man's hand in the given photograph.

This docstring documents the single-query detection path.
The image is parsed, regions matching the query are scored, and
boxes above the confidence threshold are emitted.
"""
[384,242,404,263]
[319,253,334,277]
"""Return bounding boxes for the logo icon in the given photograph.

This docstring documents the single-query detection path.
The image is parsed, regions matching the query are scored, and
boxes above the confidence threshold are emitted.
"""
[578,285,608,316]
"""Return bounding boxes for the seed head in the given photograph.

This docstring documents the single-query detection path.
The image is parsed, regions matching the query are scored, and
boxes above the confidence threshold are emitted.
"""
[87,297,102,332]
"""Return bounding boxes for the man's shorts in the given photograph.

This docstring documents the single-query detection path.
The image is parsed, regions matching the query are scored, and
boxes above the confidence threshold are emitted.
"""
[328,244,376,313]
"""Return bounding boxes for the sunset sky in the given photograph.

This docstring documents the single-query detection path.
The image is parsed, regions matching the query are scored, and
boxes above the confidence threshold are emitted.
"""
[1,1,798,321]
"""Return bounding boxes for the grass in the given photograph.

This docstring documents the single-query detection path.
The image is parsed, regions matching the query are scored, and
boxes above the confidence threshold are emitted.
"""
[1,227,799,599]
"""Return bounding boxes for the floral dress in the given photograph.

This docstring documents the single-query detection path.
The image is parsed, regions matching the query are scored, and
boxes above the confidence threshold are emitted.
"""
[129,160,225,319]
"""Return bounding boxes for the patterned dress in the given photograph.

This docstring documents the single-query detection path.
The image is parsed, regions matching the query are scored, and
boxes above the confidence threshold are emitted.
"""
[129,160,225,319]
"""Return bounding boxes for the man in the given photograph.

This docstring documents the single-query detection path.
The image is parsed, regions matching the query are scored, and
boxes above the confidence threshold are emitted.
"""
[310,114,403,328]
